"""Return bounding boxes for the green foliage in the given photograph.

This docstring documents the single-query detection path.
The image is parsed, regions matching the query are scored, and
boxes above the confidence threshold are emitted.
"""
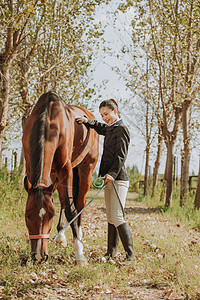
[136,184,200,230]
[127,165,142,192]
[0,0,112,154]
[0,169,24,209]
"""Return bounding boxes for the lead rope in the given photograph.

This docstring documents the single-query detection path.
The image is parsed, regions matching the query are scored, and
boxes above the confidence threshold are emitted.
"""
[50,177,125,242]
[111,181,125,219]
[93,177,125,217]
[50,177,107,242]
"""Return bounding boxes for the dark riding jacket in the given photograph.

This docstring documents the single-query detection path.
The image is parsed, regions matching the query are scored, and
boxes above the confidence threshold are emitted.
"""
[86,118,130,181]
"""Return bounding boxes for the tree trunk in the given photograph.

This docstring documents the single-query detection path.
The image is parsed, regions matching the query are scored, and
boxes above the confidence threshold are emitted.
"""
[20,66,32,129]
[165,140,175,207]
[0,60,13,159]
[18,61,32,175]
[144,94,150,196]
[194,157,200,210]
[180,101,191,206]
[144,144,150,195]
[152,129,163,197]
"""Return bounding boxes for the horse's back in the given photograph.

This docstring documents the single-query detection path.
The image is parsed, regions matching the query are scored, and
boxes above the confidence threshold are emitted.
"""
[66,105,99,169]
[23,92,99,176]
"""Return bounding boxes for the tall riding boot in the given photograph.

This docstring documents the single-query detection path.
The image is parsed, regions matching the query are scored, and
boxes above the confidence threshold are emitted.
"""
[103,223,119,259]
[117,222,136,264]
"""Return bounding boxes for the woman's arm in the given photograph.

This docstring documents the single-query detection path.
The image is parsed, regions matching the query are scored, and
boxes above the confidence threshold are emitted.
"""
[76,116,107,135]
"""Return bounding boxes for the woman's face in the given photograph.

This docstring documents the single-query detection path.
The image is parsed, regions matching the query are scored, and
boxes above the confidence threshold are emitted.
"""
[99,106,118,125]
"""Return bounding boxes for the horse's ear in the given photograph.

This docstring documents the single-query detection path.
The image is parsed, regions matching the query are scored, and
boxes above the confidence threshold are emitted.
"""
[24,176,32,192]
[48,178,58,194]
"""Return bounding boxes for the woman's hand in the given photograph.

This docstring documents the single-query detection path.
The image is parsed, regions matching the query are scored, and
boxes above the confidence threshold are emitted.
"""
[104,174,114,182]
[75,116,88,124]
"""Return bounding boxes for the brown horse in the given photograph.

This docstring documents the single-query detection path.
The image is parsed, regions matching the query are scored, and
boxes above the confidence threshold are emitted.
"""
[22,91,99,263]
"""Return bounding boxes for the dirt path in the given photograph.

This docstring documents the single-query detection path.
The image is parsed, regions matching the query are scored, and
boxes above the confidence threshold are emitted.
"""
[81,190,200,299]
[16,190,200,300]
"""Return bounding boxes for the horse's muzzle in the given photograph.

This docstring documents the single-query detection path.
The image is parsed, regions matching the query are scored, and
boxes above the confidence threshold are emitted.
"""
[32,252,49,262]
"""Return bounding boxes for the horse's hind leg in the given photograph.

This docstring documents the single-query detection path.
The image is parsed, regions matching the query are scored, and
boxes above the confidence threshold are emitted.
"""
[57,166,87,264]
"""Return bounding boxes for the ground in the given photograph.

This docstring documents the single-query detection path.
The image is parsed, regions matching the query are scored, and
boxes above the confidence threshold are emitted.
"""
[2,190,200,300]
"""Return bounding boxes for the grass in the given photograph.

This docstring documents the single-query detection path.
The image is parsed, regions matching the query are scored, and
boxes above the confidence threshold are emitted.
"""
[0,172,200,299]
[135,183,200,229]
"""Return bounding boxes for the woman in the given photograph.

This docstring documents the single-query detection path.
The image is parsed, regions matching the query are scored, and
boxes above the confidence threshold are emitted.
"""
[76,99,135,264]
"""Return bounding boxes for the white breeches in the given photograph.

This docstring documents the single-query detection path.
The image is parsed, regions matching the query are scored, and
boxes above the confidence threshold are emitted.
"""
[104,180,129,227]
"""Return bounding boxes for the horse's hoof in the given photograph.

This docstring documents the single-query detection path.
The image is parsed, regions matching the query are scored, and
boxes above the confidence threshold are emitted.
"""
[75,259,88,266]
[56,233,67,247]
[59,240,67,247]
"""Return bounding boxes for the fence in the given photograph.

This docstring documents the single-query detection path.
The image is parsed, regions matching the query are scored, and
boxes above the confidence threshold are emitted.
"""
[3,152,18,171]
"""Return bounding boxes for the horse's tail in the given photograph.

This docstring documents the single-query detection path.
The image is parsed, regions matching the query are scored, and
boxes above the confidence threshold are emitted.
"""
[29,92,51,186]
[73,166,79,207]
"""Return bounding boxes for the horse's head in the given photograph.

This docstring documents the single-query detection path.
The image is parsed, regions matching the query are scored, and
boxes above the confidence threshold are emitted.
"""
[24,176,57,262]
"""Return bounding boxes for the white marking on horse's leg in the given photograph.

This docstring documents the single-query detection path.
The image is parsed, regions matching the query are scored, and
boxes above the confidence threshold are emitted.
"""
[78,226,82,240]
[73,238,87,262]
[56,231,67,247]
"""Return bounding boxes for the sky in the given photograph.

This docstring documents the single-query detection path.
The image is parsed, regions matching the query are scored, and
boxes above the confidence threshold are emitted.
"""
[86,0,200,176]
[3,0,200,176]
[85,1,148,174]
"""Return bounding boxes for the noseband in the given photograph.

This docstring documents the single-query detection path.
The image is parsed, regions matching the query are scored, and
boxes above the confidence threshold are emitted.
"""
[29,233,50,239]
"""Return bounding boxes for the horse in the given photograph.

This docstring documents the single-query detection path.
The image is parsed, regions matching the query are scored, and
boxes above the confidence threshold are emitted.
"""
[22,91,99,264]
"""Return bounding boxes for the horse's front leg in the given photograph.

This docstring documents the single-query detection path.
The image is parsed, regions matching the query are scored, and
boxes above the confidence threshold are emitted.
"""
[49,171,67,247]
[57,165,87,264]
[76,164,93,241]
[56,202,68,247]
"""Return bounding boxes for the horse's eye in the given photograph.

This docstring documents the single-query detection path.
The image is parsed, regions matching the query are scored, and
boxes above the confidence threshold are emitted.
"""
[26,215,31,220]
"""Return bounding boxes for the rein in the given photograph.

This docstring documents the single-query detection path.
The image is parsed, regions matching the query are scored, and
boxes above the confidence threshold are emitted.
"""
[50,177,107,242]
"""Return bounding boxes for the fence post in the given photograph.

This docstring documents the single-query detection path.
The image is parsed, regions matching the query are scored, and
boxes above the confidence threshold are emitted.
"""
[5,157,8,169]
[13,152,17,170]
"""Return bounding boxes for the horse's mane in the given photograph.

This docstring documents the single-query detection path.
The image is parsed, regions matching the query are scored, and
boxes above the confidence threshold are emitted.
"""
[29,91,59,197]
[29,91,68,206]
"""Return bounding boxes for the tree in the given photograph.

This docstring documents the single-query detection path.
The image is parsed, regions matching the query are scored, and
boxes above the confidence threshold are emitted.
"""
[151,126,163,197]
[179,0,200,205]
[0,1,46,158]
[147,0,200,206]
[194,156,200,209]
[115,0,200,206]
[0,0,111,169]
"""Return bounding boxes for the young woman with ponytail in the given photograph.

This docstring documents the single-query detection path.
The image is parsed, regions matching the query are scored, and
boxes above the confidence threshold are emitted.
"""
[76,99,135,265]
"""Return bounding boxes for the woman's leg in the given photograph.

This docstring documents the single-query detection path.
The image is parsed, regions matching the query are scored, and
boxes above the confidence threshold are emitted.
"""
[108,180,136,264]
[109,180,129,227]
[103,183,119,258]
[117,222,136,264]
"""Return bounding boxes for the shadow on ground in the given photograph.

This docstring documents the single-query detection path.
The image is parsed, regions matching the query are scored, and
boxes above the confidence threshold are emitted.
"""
[98,206,159,215]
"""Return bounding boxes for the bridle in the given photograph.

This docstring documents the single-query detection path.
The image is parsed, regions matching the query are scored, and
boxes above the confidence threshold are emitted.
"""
[28,182,52,240]
[28,177,124,242]
[29,233,50,240]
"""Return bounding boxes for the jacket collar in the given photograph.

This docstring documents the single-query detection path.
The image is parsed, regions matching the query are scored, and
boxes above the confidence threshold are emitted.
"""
[111,118,123,127]
[106,119,123,132]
